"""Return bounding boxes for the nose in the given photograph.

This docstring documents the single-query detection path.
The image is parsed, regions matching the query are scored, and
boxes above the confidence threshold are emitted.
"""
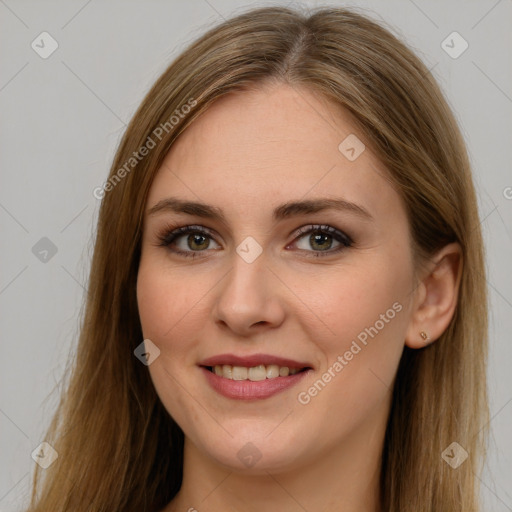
[211,249,286,337]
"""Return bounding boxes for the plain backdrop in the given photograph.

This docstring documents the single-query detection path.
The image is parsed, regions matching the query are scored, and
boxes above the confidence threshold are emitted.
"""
[1,0,511,510]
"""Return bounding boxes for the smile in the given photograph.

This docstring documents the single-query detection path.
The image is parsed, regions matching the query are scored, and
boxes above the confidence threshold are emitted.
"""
[198,353,313,400]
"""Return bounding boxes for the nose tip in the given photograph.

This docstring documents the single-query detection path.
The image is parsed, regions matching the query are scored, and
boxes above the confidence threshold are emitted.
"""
[211,259,286,336]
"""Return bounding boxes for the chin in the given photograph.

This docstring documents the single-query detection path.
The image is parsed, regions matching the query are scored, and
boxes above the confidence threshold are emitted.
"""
[191,426,309,475]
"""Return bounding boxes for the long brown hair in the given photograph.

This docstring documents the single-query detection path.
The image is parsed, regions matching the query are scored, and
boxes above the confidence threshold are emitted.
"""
[25,5,488,511]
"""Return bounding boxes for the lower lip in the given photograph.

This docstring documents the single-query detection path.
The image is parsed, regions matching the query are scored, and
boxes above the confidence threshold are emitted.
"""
[200,366,311,400]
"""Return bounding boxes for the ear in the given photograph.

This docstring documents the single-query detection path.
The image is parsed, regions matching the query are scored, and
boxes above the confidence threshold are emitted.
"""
[405,242,463,349]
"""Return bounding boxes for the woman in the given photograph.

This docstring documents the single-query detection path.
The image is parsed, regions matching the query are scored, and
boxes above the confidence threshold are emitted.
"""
[26,5,489,511]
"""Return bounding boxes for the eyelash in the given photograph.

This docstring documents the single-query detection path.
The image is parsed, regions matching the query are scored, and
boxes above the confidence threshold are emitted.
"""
[155,223,354,259]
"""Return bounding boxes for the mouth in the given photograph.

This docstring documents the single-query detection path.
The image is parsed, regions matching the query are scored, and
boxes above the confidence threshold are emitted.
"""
[198,354,313,400]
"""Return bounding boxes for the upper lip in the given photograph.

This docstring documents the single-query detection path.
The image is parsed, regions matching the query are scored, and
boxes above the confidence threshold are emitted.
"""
[199,353,312,370]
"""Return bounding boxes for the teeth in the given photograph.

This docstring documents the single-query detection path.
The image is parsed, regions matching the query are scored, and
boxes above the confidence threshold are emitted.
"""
[222,364,233,379]
[232,366,248,381]
[248,365,266,381]
[211,364,305,381]
[266,364,279,379]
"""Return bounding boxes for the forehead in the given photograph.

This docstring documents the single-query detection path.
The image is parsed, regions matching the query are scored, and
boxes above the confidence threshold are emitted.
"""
[147,83,402,223]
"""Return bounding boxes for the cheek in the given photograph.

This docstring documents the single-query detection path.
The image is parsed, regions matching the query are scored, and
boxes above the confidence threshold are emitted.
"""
[137,260,200,342]
[136,260,207,427]
[302,261,410,421]
[137,275,167,336]
[136,258,220,384]
[306,261,410,348]
[303,262,409,385]
[136,263,196,387]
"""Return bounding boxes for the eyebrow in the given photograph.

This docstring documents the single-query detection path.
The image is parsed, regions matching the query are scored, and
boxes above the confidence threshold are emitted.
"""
[147,197,374,222]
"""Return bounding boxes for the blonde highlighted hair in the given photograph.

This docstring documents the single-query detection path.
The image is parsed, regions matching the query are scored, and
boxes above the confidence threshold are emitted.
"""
[26,5,488,511]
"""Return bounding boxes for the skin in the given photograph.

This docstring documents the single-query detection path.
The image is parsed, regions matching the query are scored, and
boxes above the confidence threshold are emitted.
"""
[136,82,462,511]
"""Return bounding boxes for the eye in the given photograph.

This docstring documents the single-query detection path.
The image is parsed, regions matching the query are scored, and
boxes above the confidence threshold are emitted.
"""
[290,224,353,257]
[156,224,220,259]
[155,223,353,259]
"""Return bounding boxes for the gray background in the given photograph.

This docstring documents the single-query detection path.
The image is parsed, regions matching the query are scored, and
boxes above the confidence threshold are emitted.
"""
[1,0,511,510]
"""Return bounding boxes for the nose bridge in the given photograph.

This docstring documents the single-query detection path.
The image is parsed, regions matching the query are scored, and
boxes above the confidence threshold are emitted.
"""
[220,242,269,310]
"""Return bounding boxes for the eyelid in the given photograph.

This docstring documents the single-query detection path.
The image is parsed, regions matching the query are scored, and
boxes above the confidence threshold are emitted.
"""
[156,223,218,247]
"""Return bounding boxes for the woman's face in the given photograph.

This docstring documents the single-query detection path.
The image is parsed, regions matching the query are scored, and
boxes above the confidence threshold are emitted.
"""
[137,83,419,474]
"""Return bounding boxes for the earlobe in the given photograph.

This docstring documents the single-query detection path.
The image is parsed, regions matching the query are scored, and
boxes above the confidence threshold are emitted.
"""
[405,242,463,349]
[419,330,431,343]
